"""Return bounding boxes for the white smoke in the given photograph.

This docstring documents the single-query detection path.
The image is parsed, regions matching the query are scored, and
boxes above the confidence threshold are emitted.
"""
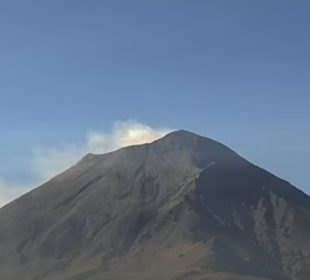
[0,121,171,207]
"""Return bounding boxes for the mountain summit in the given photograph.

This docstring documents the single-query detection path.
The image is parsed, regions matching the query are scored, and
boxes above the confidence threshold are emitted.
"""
[0,130,309,280]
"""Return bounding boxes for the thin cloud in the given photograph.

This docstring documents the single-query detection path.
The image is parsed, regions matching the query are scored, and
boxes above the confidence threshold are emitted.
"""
[0,178,31,207]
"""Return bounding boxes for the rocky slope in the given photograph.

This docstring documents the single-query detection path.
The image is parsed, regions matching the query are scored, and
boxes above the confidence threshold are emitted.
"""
[0,130,309,280]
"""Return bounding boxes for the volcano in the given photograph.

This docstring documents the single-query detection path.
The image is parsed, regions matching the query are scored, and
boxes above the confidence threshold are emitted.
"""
[0,130,309,280]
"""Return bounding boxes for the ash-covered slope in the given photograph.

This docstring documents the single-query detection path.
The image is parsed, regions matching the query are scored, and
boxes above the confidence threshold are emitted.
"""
[0,130,310,280]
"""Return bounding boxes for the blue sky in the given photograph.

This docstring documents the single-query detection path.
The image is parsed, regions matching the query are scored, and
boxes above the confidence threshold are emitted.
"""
[0,0,309,202]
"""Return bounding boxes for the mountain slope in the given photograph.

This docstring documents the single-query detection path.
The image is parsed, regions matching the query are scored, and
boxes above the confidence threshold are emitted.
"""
[0,130,309,280]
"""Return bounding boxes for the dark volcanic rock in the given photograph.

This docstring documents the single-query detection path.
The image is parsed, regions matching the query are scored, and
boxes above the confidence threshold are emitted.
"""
[0,130,309,280]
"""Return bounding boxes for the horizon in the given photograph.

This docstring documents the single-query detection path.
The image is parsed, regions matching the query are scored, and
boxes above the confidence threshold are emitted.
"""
[1,0,309,206]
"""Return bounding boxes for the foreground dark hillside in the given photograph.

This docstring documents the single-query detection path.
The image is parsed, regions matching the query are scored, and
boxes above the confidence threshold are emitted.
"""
[0,130,309,280]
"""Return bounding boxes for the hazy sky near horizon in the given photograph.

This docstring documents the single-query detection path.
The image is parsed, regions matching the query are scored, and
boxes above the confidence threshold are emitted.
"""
[0,0,309,203]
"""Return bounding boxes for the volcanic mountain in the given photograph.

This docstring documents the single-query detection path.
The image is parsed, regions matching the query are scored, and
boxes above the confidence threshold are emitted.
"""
[0,130,310,280]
